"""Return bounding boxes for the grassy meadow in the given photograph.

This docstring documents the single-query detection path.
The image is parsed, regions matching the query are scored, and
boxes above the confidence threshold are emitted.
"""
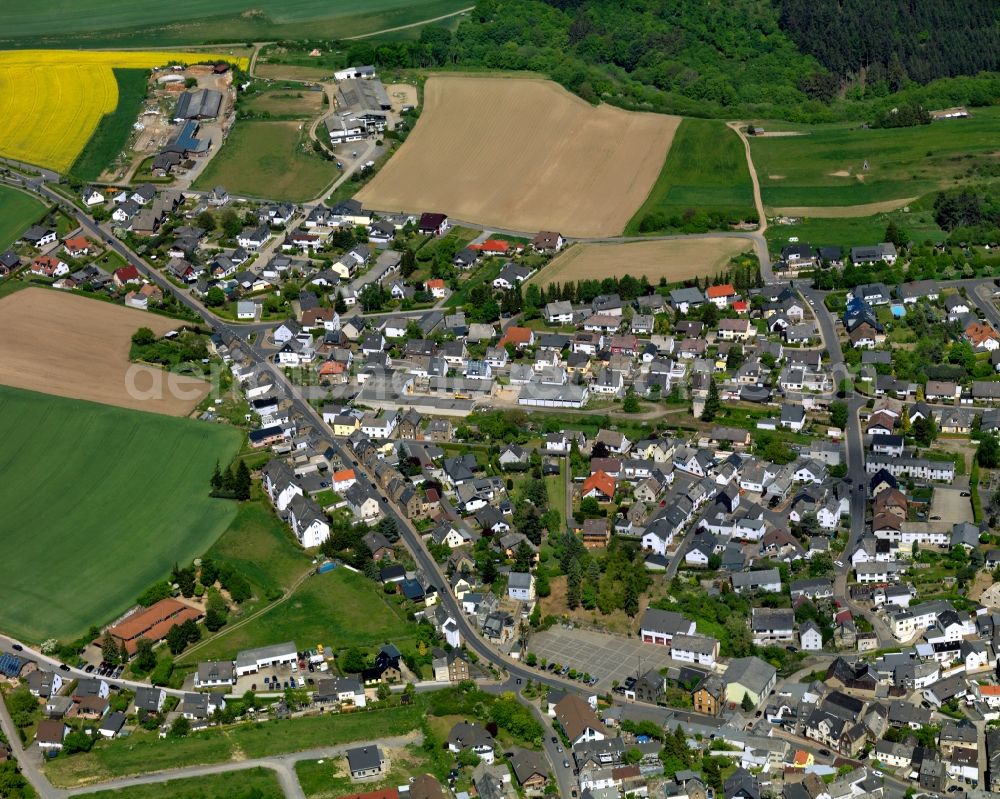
[751,109,1000,209]
[185,566,416,662]
[0,185,46,249]
[765,194,949,254]
[626,118,755,234]
[193,121,340,202]
[84,768,283,799]
[43,701,427,787]
[0,0,471,48]
[0,385,241,641]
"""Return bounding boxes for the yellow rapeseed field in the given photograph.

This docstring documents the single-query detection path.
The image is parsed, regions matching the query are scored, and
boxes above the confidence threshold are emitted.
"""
[0,50,249,172]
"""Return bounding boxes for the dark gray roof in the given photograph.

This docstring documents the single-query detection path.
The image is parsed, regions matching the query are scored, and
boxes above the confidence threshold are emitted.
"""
[346,744,383,773]
[174,89,223,120]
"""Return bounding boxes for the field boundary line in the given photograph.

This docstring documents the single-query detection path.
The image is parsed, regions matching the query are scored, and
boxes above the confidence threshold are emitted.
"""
[345,6,474,39]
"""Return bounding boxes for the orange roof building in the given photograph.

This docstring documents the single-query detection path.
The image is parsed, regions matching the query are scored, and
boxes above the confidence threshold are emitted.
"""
[106,598,202,655]
[498,326,533,349]
[706,283,736,299]
[582,470,616,500]
[318,360,346,376]
[471,238,511,254]
[63,236,91,253]
[966,321,999,348]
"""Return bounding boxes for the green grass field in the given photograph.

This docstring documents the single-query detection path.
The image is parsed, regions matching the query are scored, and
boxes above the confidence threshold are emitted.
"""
[243,88,326,119]
[625,118,755,234]
[0,184,46,250]
[70,69,148,182]
[296,743,435,798]
[764,197,947,254]
[0,0,471,48]
[204,491,310,602]
[43,701,427,787]
[193,121,339,202]
[185,566,416,662]
[0,386,241,642]
[751,109,1000,208]
[85,768,283,799]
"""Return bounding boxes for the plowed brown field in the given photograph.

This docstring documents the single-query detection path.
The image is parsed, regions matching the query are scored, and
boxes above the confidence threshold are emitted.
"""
[357,76,680,237]
[529,238,753,286]
[0,288,209,415]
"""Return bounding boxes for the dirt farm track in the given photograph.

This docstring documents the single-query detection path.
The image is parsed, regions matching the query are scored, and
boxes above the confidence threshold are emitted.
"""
[530,238,754,286]
[357,76,680,238]
[0,288,209,415]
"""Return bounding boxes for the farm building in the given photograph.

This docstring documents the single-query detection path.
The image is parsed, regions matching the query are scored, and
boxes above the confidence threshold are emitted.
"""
[173,89,223,121]
[161,120,210,157]
[337,78,391,113]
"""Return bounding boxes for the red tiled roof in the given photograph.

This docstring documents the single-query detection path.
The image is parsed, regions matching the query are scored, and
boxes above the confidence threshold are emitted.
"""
[63,236,90,251]
[582,470,615,499]
[318,360,346,375]
[107,598,202,654]
[498,326,532,347]
[472,238,510,252]
[706,283,736,298]
[966,322,998,345]
[115,264,141,282]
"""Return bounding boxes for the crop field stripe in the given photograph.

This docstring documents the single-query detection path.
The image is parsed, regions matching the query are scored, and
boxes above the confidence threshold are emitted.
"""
[625,118,755,234]
[71,68,149,181]
[0,0,471,48]
[0,385,241,642]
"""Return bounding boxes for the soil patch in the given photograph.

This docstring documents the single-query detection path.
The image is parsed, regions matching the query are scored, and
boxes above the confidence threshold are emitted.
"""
[357,76,679,237]
[0,288,208,415]
[531,238,753,286]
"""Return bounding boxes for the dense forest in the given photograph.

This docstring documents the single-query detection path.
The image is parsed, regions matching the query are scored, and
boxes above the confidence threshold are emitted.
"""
[336,0,1000,120]
[777,0,1000,85]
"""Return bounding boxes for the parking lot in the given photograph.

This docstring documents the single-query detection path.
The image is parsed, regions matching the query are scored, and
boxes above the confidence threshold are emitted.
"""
[930,486,974,525]
[529,626,678,693]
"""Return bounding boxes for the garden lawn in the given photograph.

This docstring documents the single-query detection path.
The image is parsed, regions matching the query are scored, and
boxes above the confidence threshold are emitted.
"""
[445,260,504,308]
[751,109,1000,208]
[193,121,340,202]
[0,184,46,249]
[0,385,240,642]
[185,566,416,662]
[545,463,567,528]
[70,68,148,181]
[84,767,283,799]
[626,118,755,234]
